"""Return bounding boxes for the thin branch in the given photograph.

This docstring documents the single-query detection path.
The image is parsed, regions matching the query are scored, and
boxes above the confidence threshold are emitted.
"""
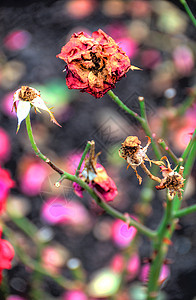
[174,204,196,218]
[158,139,179,165]
[180,0,196,27]
[107,90,162,160]
[75,141,92,176]
[180,128,196,165]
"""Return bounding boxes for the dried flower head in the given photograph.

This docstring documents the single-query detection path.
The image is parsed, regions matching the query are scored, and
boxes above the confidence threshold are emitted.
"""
[73,141,118,202]
[13,86,61,132]
[57,29,140,98]
[156,156,185,199]
[119,136,163,184]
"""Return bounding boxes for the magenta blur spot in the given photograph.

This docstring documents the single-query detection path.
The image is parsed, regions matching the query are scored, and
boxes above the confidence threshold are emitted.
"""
[20,162,48,196]
[4,30,31,51]
[63,290,88,300]
[111,218,137,248]
[1,92,16,117]
[41,197,90,226]
[0,128,11,163]
[116,37,138,58]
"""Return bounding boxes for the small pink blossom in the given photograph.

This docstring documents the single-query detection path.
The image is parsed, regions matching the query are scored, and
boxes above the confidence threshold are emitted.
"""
[0,227,15,285]
[4,30,31,51]
[0,128,11,163]
[140,263,170,284]
[41,197,90,226]
[41,246,65,274]
[63,290,88,300]
[127,253,140,280]
[0,166,15,214]
[6,296,26,300]
[173,45,194,76]
[111,218,137,248]
[19,161,48,196]
[110,254,124,273]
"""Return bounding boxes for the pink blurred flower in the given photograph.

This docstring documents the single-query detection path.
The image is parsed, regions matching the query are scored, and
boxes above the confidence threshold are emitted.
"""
[110,254,124,273]
[65,152,84,174]
[0,128,11,163]
[4,30,31,51]
[63,290,88,300]
[19,161,48,196]
[173,45,194,76]
[41,197,90,226]
[1,92,16,117]
[140,263,170,284]
[111,218,137,248]
[6,296,26,300]
[65,0,97,19]
[41,246,65,274]
[73,163,118,202]
[116,37,138,58]
[0,226,15,285]
[140,49,161,69]
[127,253,140,280]
[0,166,15,214]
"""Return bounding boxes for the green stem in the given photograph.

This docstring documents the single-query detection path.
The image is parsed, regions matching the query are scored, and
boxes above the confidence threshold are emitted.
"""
[107,90,162,159]
[107,90,143,123]
[147,196,173,300]
[176,93,196,117]
[75,141,91,176]
[157,139,179,165]
[25,114,157,240]
[138,96,147,120]
[147,129,196,299]
[174,204,196,218]
[6,213,38,241]
[180,0,196,27]
[180,129,196,165]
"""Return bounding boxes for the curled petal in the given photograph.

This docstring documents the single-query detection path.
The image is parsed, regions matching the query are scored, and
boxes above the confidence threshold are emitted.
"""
[31,97,61,127]
[16,101,31,133]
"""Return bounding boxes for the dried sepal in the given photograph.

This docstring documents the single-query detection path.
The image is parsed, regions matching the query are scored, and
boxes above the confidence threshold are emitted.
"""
[119,136,162,184]
[155,157,185,199]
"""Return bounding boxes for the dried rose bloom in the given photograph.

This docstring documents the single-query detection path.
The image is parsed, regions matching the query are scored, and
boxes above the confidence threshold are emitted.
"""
[73,163,118,202]
[13,86,61,132]
[119,136,162,184]
[156,157,185,199]
[73,142,118,202]
[57,29,139,98]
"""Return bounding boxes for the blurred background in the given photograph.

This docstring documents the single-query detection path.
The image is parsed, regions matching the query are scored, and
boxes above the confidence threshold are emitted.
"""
[0,0,196,299]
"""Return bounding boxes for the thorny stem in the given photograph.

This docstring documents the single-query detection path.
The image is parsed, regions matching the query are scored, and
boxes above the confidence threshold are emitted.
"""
[147,195,173,300]
[25,114,157,241]
[147,133,196,299]
[107,90,162,160]
[158,139,179,165]
[180,0,196,27]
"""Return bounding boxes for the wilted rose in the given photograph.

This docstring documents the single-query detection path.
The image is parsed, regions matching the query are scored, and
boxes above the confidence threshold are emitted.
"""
[57,29,135,98]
